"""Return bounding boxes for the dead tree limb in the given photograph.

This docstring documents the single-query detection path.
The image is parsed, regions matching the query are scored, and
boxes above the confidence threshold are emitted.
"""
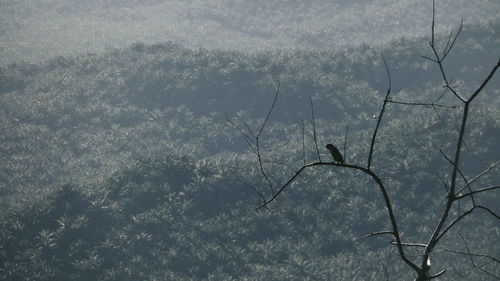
[230,1,499,280]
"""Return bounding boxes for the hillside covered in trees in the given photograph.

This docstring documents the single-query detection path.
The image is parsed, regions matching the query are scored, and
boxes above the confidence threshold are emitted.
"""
[0,18,499,280]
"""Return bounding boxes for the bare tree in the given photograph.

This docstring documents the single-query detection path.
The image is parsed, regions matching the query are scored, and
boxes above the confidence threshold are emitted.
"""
[228,2,499,280]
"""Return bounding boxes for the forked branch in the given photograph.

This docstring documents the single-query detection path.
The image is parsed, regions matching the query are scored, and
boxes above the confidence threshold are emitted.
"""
[231,2,499,280]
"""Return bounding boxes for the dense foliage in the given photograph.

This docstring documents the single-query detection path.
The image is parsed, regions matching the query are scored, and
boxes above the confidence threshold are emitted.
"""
[0,21,499,280]
[1,112,498,280]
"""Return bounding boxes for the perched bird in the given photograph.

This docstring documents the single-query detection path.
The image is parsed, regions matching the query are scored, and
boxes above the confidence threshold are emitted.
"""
[326,144,344,163]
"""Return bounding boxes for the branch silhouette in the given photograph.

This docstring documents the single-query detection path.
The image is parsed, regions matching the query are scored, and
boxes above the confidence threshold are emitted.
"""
[230,1,499,280]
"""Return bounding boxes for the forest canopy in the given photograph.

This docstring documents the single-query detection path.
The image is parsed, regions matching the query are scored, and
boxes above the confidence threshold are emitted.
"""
[0,16,499,280]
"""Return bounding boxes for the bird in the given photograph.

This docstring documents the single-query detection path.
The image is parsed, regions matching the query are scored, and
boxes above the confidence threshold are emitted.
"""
[326,144,344,163]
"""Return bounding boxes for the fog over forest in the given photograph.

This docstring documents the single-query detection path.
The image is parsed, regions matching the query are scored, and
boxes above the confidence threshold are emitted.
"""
[1,0,499,65]
[1,1,499,280]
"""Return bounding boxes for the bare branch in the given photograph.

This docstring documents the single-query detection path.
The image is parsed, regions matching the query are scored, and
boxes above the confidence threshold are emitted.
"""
[256,146,274,195]
[228,81,282,196]
[460,233,476,267]
[431,104,442,120]
[343,124,349,163]
[309,95,322,162]
[301,120,306,165]
[434,246,500,279]
[442,30,454,58]
[431,0,435,47]
[257,81,280,138]
[368,54,391,169]
[210,175,269,209]
[364,230,394,239]
[461,139,489,166]
[436,205,500,244]
[232,2,499,279]
[261,160,308,182]
[387,100,456,109]
[383,53,392,89]
[434,88,447,104]
[257,160,420,271]
[457,160,500,194]
[377,255,390,281]
[456,185,500,200]
[441,19,463,61]
[257,82,281,194]
[438,170,450,193]
[476,266,500,280]
[390,241,427,248]
[236,179,269,209]
[427,1,467,103]
[468,57,500,102]
[476,205,500,219]
[225,112,257,152]
[429,269,447,279]
[439,149,476,205]
[421,55,437,63]
[450,259,498,280]
[438,148,452,166]
[459,233,500,280]
[436,248,500,263]
[256,163,315,210]
[436,247,500,279]
[425,102,471,252]
[243,121,257,139]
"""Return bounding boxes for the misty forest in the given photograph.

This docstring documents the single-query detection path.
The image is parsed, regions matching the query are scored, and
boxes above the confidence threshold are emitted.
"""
[1,0,499,280]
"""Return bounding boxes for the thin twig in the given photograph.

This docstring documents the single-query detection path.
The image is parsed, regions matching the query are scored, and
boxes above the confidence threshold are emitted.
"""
[459,233,500,280]
[262,160,308,182]
[421,55,437,63]
[438,169,450,193]
[256,144,274,195]
[457,160,500,194]
[439,149,476,205]
[243,121,257,139]
[436,205,500,244]
[461,139,488,167]
[227,81,282,196]
[460,233,476,267]
[387,100,456,109]
[469,57,500,101]
[434,88,447,104]
[343,124,349,163]
[442,19,463,61]
[310,95,322,162]
[364,230,394,238]
[443,30,454,58]
[257,81,280,138]
[368,54,391,169]
[211,175,269,209]
[302,120,306,165]
[429,269,447,279]
[255,81,282,195]
[377,255,390,281]
[435,249,500,263]
[390,242,427,248]
[427,0,466,103]
[225,112,257,153]
[456,185,500,200]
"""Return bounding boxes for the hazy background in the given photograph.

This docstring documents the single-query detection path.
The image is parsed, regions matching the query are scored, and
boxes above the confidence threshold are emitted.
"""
[1,0,499,65]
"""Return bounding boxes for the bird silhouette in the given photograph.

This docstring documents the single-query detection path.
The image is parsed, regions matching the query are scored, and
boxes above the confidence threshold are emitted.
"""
[326,144,344,163]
